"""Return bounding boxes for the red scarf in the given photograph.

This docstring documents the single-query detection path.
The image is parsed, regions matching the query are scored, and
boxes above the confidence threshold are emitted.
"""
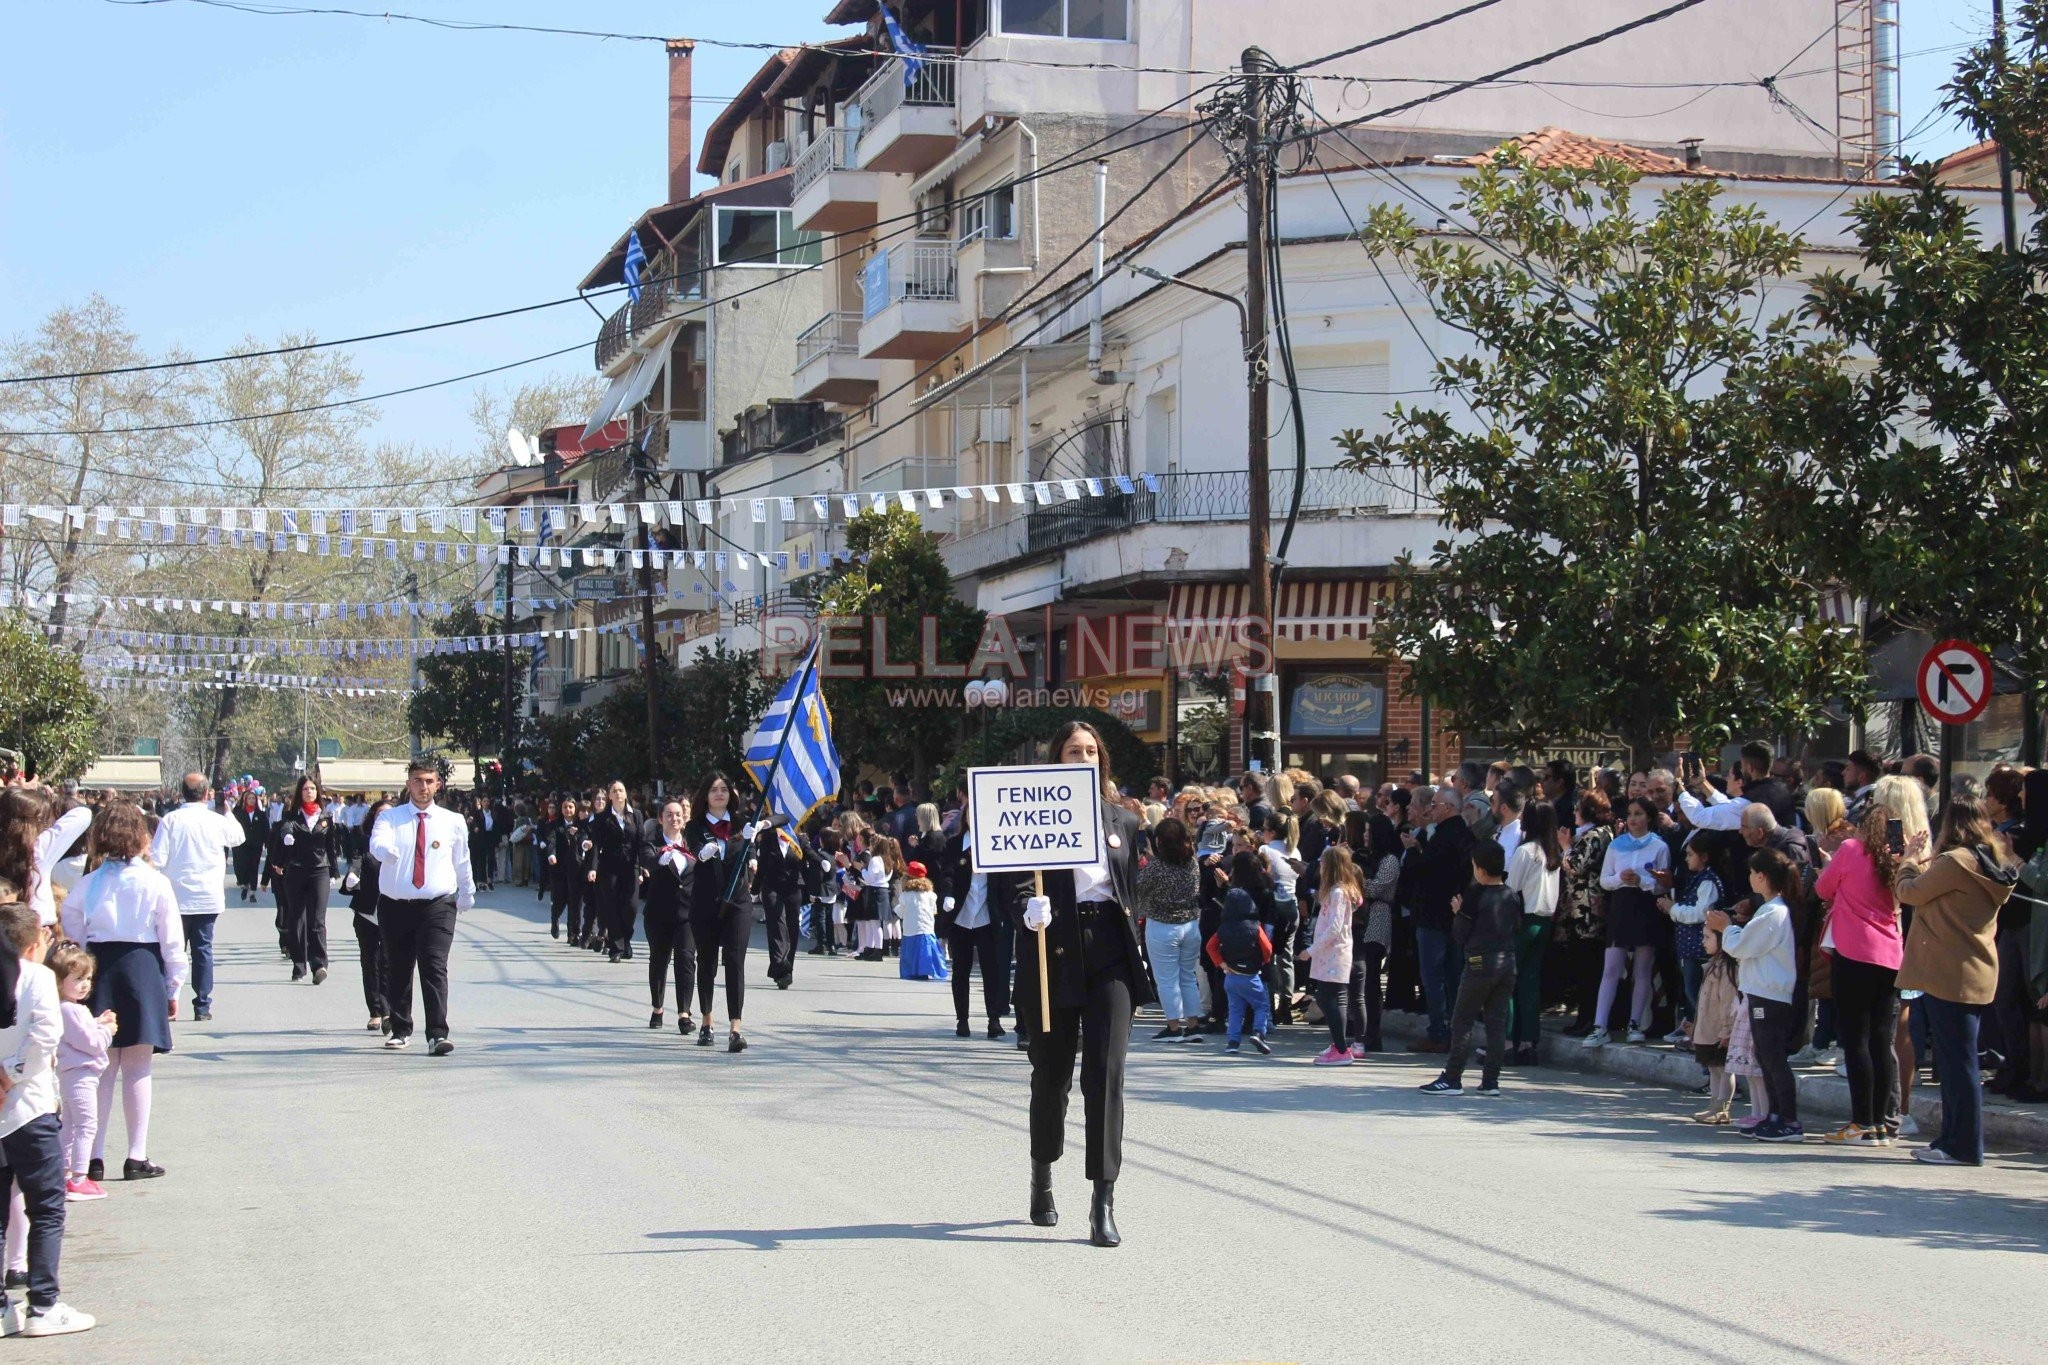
[708,816,731,840]
[301,801,320,819]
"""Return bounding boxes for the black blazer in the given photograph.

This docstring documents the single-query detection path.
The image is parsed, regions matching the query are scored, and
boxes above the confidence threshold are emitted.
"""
[548,819,588,889]
[270,808,343,878]
[1413,817,1475,933]
[999,801,1156,1010]
[681,812,750,916]
[637,829,695,920]
[588,808,642,877]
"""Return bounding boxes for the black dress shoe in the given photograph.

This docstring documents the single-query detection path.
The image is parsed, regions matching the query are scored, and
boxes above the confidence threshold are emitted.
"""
[1089,1186,1122,1252]
[4,1271,25,1290]
[776,977,791,990]
[86,1159,103,1183]
[1029,1161,1058,1227]
[678,1016,694,1037]
[649,1010,664,1030]
[728,1032,749,1054]
[124,1158,167,1181]
[956,1021,972,1038]
[696,1026,716,1047]
[1089,1180,1120,1248]
[987,1022,1007,1040]
[195,1008,212,1022]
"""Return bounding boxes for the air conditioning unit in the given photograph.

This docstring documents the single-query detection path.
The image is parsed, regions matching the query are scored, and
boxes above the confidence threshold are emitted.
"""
[765,140,790,173]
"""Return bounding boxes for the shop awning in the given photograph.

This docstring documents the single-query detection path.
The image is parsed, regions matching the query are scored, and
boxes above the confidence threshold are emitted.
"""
[1166,579,1398,645]
[78,755,162,792]
[582,320,680,440]
[315,758,413,794]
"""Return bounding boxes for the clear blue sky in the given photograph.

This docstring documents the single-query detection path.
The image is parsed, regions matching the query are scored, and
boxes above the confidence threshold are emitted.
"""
[0,0,1995,460]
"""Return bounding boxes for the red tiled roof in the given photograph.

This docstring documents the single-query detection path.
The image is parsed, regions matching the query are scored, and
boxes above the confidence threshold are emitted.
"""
[1936,138,1999,172]
[1470,127,1704,174]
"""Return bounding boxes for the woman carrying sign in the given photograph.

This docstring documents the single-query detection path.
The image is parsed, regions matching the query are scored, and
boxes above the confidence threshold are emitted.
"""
[1005,719,1151,1248]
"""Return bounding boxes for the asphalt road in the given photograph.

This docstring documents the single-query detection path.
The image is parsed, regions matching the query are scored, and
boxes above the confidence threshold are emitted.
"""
[47,884,2048,1364]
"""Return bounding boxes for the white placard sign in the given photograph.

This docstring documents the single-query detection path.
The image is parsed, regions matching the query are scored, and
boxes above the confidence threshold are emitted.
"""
[966,764,1103,873]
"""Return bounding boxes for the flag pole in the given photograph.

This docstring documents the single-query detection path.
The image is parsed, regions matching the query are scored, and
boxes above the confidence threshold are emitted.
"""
[725,641,822,906]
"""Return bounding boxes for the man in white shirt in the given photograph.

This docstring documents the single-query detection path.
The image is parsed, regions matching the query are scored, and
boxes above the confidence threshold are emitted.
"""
[368,758,474,1056]
[1493,784,1525,863]
[0,904,94,1336]
[149,773,245,1023]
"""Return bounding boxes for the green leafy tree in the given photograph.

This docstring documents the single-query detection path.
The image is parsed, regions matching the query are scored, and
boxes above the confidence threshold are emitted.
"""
[407,603,525,789]
[1800,10,2048,750]
[578,642,772,792]
[817,507,986,784]
[1341,153,1866,767]
[0,613,100,780]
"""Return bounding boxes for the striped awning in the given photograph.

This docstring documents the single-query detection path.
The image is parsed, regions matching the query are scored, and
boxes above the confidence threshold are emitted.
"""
[1165,579,1398,645]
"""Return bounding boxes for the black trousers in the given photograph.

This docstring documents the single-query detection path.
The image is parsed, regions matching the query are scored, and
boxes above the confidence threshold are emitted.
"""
[1029,971,1134,1182]
[283,868,330,970]
[1749,994,1801,1124]
[644,909,695,1013]
[380,894,457,1041]
[598,867,637,955]
[549,875,576,935]
[1445,950,1515,1087]
[352,913,387,1018]
[559,878,589,941]
[946,921,1009,1027]
[761,886,801,982]
[1830,952,1899,1128]
[0,1115,66,1311]
[693,905,752,1021]
[1346,940,1386,1048]
[1991,924,2034,1087]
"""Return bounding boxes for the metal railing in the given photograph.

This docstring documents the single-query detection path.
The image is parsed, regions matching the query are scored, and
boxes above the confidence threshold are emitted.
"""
[858,455,956,492]
[728,589,818,628]
[595,246,705,371]
[861,240,958,321]
[851,47,956,131]
[795,311,862,369]
[792,126,863,199]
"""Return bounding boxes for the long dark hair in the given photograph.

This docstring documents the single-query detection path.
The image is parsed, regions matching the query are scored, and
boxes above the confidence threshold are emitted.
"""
[1047,719,1119,802]
[1522,802,1561,871]
[1366,811,1403,865]
[1748,847,1803,914]
[1151,816,1193,865]
[1229,849,1269,893]
[694,771,737,818]
[292,775,321,809]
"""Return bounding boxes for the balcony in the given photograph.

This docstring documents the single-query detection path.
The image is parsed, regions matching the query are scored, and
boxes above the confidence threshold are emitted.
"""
[719,400,842,467]
[849,50,957,174]
[790,128,880,233]
[857,240,968,359]
[791,311,882,405]
[593,246,705,373]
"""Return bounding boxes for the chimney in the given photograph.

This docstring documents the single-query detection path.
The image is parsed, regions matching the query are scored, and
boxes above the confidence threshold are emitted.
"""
[1678,137,1704,172]
[667,39,696,204]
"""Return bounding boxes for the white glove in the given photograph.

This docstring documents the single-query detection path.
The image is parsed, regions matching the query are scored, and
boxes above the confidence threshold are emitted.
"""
[942,895,956,912]
[662,849,688,871]
[699,842,723,860]
[741,821,762,842]
[1024,896,1052,932]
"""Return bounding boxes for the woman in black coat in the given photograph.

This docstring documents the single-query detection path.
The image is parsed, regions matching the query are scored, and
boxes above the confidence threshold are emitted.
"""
[271,775,344,984]
[232,793,268,902]
[349,799,392,1032]
[639,797,699,1035]
[587,780,643,962]
[547,796,589,943]
[681,772,754,1052]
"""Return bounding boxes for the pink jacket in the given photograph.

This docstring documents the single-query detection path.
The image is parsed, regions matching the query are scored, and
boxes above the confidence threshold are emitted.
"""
[1813,838,1904,971]
[58,1000,111,1078]
[1307,887,1357,984]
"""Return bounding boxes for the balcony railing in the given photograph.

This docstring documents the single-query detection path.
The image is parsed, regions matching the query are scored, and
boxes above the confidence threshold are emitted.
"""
[860,240,958,321]
[795,311,861,369]
[852,48,956,131]
[858,455,957,492]
[595,246,705,371]
[792,127,864,200]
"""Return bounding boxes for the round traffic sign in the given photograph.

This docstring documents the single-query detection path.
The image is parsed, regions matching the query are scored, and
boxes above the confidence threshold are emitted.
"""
[1917,639,1993,725]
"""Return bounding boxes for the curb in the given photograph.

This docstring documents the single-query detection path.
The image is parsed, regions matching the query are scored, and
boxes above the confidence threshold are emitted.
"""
[1375,1008,2048,1153]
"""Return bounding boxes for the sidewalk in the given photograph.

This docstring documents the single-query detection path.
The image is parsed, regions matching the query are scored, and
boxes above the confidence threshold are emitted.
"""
[1376,1007,2048,1153]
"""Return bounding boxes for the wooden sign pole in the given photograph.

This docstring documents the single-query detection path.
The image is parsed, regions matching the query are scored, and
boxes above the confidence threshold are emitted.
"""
[1033,868,1050,1032]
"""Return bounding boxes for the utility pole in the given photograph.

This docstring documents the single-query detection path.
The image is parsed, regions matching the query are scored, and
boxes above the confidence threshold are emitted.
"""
[1240,46,1280,776]
[634,440,664,796]
[1991,0,2039,765]
[404,570,422,756]
[499,516,515,799]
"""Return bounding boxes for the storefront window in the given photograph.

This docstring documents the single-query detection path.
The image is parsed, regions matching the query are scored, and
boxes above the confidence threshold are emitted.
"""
[1283,668,1385,790]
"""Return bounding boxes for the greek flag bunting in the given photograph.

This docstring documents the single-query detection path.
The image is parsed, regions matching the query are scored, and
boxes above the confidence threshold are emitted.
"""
[623,229,647,305]
[742,642,841,826]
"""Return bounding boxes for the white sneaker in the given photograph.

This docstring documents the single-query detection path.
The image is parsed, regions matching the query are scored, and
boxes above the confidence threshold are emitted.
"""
[1581,1028,1610,1049]
[1,1300,24,1338]
[1814,1046,1842,1068]
[384,1035,409,1050]
[1663,1028,1690,1045]
[1788,1045,1822,1067]
[22,1303,94,1337]
[1834,1060,1848,1078]
[1625,1027,1648,1045]
[1899,1114,1921,1138]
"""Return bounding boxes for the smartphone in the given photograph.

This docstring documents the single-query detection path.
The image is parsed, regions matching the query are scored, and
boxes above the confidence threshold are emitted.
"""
[1886,818,1904,856]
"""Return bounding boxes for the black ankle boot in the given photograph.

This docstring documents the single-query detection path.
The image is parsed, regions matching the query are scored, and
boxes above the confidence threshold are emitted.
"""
[1029,1161,1058,1227]
[1089,1180,1119,1247]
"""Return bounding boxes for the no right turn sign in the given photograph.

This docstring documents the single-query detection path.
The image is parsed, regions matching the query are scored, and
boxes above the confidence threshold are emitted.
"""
[1917,639,1993,726]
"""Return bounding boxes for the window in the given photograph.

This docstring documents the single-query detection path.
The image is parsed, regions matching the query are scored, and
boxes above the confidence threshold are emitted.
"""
[712,207,823,268]
[998,0,1127,40]
[957,185,1017,244]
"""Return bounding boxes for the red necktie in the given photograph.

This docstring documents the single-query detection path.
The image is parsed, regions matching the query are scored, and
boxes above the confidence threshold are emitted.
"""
[413,812,428,889]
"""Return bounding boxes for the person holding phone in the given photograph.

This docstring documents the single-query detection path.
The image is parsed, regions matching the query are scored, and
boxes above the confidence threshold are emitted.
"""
[1587,797,1672,1047]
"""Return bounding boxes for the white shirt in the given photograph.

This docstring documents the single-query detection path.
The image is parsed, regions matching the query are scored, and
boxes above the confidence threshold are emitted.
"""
[62,857,190,997]
[1599,835,1672,892]
[953,829,991,930]
[1495,818,1523,863]
[1072,849,1113,903]
[1678,786,1749,832]
[151,801,247,917]
[368,802,475,910]
[1261,842,1299,901]
[1506,840,1559,919]
[0,960,61,1138]
[29,806,91,926]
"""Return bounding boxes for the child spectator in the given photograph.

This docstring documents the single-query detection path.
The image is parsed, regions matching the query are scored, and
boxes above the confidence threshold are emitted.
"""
[895,864,949,982]
[1689,916,1740,1124]
[0,900,95,1336]
[46,947,111,1201]
[1302,846,1364,1065]
[1710,849,1804,1143]
[1206,887,1274,1055]
[1657,840,1722,1045]
[1420,840,1522,1097]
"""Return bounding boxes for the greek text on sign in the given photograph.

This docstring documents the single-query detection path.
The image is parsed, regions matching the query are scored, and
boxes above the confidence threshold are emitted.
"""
[966,764,1104,872]
[1917,638,1993,725]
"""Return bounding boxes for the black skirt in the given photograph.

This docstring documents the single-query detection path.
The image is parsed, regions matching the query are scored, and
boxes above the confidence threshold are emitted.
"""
[1605,887,1662,951]
[89,940,173,1053]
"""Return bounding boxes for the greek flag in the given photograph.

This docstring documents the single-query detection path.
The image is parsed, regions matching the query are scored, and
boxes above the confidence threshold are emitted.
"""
[743,641,841,826]
[623,229,646,305]
[879,2,926,85]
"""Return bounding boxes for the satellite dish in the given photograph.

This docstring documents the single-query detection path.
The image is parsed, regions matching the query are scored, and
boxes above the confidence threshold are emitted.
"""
[506,427,541,466]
